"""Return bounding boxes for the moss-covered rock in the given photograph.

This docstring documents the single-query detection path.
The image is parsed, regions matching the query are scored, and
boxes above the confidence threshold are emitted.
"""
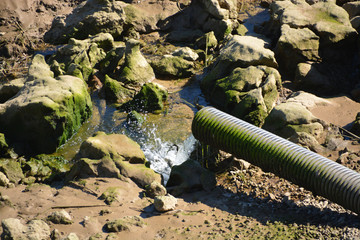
[77,131,146,163]
[105,216,145,232]
[0,159,24,184]
[207,65,281,127]
[49,34,111,81]
[201,35,278,96]
[22,155,70,182]
[117,39,155,89]
[99,45,125,74]
[120,82,168,113]
[0,55,92,155]
[103,75,134,103]
[126,111,144,128]
[150,55,195,78]
[263,102,325,140]
[68,132,161,187]
[100,186,126,205]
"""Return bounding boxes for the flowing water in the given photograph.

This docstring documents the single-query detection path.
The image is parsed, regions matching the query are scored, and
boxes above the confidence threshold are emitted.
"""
[57,77,208,183]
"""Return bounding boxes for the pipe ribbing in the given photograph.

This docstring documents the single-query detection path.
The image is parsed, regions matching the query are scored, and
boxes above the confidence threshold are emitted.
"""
[192,107,360,215]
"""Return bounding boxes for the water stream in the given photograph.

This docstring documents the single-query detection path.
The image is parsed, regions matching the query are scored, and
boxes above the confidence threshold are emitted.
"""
[57,77,208,182]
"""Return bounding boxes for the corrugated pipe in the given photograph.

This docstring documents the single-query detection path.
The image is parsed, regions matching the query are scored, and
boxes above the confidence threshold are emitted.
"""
[192,107,360,215]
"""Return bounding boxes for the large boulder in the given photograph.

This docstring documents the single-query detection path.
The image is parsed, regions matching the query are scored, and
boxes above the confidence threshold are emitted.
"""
[166,159,216,196]
[1,218,50,240]
[150,55,195,78]
[68,132,161,187]
[49,33,113,81]
[44,0,126,44]
[266,0,358,87]
[208,65,281,126]
[0,55,92,154]
[160,0,239,42]
[263,102,325,141]
[275,24,320,75]
[117,39,155,90]
[202,35,278,95]
[120,82,168,114]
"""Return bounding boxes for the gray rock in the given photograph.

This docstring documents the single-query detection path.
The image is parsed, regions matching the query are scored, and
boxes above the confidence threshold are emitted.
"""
[44,0,126,44]
[154,194,177,212]
[145,181,167,198]
[263,102,325,140]
[118,39,155,90]
[287,91,333,109]
[343,1,360,19]
[0,55,92,155]
[172,47,199,61]
[201,35,278,93]
[150,55,195,78]
[275,24,320,74]
[294,62,332,92]
[1,218,50,240]
[0,171,10,187]
[47,210,73,224]
[105,216,145,232]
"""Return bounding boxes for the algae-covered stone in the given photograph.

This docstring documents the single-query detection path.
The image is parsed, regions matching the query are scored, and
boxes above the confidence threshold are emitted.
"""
[78,132,146,163]
[103,74,134,103]
[150,55,195,78]
[145,181,167,198]
[121,82,168,113]
[118,39,155,89]
[23,155,70,181]
[207,65,281,126]
[0,159,24,184]
[114,160,161,187]
[99,45,125,74]
[126,110,144,128]
[69,132,161,187]
[49,35,109,81]
[0,55,92,154]
[231,88,268,127]
[171,47,199,61]
[66,157,121,181]
[195,31,218,50]
[105,216,145,232]
[263,102,324,140]
[201,35,278,94]
[100,186,126,205]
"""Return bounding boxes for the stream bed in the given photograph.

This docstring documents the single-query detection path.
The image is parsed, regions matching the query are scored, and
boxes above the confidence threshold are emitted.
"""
[56,76,208,182]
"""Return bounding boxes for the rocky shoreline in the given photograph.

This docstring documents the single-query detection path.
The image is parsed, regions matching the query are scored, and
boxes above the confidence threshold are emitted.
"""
[1,0,360,239]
